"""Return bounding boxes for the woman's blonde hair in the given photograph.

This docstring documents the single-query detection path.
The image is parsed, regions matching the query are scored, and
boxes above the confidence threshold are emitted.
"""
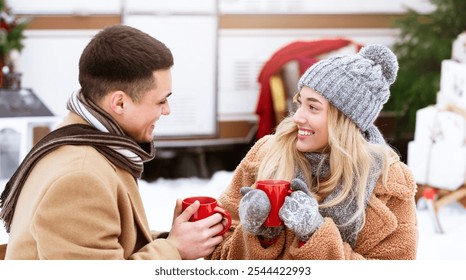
[257,99,396,227]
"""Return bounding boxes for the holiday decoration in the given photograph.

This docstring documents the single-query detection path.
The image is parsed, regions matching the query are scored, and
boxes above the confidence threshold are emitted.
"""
[0,0,28,88]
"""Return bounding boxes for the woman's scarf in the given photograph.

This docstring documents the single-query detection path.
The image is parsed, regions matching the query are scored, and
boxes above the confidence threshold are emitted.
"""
[298,125,385,247]
[0,91,155,233]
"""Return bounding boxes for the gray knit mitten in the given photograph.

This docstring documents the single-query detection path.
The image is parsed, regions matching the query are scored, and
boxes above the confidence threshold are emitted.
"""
[279,178,324,242]
[239,187,283,239]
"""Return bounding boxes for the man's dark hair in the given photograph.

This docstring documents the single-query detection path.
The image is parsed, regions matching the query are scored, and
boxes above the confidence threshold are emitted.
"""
[79,24,174,102]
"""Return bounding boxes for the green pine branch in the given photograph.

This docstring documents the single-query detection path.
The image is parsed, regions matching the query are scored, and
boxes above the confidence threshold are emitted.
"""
[0,0,29,55]
[385,0,466,136]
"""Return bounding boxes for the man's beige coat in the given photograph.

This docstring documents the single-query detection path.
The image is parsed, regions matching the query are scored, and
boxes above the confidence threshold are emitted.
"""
[4,113,180,259]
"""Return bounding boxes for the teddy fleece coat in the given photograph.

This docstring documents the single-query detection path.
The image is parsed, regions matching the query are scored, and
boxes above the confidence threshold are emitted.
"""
[4,113,180,260]
[207,135,418,260]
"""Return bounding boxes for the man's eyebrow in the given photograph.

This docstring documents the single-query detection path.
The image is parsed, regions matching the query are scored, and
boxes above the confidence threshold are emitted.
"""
[157,92,172,102]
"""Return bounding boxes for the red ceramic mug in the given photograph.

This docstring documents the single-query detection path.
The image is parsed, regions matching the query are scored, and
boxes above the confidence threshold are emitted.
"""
[255,179,292,227]
[182,196,232,236]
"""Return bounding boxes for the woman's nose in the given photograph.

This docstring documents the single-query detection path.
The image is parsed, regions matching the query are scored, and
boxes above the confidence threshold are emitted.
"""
[292,107,305,124]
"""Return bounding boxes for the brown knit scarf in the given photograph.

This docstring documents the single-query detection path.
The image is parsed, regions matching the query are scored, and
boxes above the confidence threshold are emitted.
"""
[0,91,156,233]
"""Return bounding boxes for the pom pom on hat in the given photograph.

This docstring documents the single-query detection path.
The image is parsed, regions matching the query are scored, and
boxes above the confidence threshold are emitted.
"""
[359,44,398,85]
[297,44,399,132]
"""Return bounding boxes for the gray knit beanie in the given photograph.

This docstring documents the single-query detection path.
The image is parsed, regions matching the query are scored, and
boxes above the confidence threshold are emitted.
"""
[297,44,399,132]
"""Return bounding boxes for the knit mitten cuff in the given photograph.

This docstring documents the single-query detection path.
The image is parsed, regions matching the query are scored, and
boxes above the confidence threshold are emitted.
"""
[298,213,324,242]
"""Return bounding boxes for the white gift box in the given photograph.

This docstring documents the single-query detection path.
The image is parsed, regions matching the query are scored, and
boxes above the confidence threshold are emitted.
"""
[407,141,430,185]
[408,141,466,190]
[437,90,466,112]
[438,60,466,110]
[452,32,466,63]
[413,106,466,146]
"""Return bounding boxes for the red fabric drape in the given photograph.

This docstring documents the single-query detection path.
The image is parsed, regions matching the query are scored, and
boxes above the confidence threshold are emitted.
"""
[255,39,362,140]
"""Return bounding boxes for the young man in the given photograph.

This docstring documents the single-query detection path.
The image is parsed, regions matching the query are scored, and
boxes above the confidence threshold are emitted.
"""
[0,25,225,260]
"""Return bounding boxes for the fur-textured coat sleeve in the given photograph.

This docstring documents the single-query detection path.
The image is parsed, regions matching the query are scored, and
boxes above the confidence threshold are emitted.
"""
[206,135,418,260]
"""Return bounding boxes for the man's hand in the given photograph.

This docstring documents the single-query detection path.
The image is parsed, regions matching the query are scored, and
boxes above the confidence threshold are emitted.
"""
[167,199,224,259]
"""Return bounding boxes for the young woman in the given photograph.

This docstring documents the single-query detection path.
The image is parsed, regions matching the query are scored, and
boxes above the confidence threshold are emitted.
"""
[207,44,418,260]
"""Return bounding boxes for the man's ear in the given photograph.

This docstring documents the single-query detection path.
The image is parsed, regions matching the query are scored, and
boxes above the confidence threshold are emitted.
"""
[108,91,126,115]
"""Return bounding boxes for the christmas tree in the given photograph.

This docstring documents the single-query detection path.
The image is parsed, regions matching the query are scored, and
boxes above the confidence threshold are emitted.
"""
[0,0,28,57]
[385,0,466,135]
[0,0,28,87]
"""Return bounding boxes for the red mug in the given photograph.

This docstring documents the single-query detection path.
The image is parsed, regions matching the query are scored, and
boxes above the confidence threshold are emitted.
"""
[255,179,292,227]
[182,196,232,236]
